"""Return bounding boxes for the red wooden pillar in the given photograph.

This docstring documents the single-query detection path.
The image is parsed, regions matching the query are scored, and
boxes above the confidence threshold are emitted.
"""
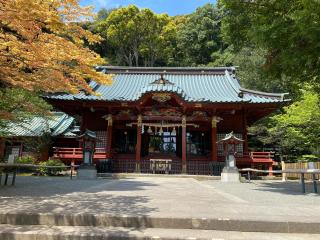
[135,115,142,173]
[211,122,217,162]
[243,112,249,154]
[211,116,221,162]
[268,164,273,176]
[80,111,87,148]
[181,115,187,174]
[106,114,113,158]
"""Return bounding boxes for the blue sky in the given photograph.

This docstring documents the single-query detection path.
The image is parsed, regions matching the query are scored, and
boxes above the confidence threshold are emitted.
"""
[80,0,216,16]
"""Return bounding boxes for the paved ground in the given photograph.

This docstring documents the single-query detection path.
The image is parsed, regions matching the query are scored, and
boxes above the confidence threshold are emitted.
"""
[0,176,319,223]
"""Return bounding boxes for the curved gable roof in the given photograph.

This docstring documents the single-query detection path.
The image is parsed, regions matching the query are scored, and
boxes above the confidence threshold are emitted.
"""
[3,112,75,137]
[47,66,289,104]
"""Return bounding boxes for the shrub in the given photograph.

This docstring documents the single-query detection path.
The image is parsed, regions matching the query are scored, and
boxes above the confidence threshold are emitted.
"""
[38,159,66,176]
[16,156,36,164]
[301,155,319,162]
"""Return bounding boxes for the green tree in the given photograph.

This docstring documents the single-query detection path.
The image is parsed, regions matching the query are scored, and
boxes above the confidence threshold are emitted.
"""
[138,10,172,66]
[0,88,51,136]
[220,0,320,89]
[177,4,224,66]
[82,8,118,65]
[271,89,320,158]
[96,5,175,67]
[101,5,141,66]
[209,46,298,96]
[249,88,320,161]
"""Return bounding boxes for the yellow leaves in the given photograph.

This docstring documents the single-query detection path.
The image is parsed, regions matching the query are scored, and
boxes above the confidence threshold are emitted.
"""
[0,0,111,96]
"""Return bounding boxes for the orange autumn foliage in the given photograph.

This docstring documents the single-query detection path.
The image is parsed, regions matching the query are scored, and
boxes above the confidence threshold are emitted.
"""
[0,0,111,94]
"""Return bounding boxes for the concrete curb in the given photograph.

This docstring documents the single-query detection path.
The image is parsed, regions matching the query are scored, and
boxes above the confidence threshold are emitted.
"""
[1,225,317,240]
[0,213,319,234]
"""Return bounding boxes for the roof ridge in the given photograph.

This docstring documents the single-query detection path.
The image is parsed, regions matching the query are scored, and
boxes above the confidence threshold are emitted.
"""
[96,66,236,75]
[47,113,65,131]
[224,70,242,97]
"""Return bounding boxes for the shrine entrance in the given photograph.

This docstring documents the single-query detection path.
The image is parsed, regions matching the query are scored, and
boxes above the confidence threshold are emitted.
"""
[140,123,184,164]
[145,129,178,155]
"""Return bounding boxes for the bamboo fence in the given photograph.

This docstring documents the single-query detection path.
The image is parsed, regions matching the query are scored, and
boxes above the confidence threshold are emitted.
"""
[284,162,320,179]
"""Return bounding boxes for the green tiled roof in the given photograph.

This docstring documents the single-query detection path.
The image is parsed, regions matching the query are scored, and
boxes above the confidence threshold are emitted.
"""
[3,112,76,137]
[47,67,289,104]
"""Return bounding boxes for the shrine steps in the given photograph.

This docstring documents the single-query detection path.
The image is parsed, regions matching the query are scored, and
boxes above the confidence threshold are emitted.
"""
[0,224,318,240]
[0,212,320,238]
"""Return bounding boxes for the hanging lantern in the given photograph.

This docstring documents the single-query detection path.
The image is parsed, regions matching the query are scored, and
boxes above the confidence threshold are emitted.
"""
[171,127,176,135]
[147,126,153,134]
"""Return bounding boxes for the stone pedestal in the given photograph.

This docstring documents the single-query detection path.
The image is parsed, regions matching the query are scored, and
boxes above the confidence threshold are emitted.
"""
[221,167,240,182]
[77,165,97,179]
[135,162,141,173]
[182,164,187,174]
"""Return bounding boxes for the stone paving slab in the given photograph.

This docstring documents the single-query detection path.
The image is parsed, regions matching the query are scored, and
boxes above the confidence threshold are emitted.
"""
[0,224,319,240]
[0,176,319,224]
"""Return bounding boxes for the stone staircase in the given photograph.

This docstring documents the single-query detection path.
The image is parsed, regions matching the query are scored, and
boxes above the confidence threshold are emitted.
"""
[0,212,319,240]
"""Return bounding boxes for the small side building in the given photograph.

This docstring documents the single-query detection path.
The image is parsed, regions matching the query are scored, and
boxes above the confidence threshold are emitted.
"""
[0,112,78,163]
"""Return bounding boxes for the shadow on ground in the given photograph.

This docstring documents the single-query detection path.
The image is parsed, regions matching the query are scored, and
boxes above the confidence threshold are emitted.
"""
[0,225,148,240]
[0,177,158,215]
[252,181,319,196]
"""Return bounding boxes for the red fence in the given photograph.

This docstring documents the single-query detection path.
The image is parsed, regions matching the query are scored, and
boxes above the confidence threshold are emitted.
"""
[52,147,108,160]
[53,147,275,175]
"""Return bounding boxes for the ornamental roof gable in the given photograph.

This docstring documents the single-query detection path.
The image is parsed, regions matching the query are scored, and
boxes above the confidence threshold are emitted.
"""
[46,66,289,104]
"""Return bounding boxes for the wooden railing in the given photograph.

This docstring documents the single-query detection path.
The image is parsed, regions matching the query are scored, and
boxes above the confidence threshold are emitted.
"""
[52,147,108,160]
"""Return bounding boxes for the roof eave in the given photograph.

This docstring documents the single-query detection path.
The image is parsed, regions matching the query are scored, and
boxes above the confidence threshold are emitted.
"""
[240,87,289,101]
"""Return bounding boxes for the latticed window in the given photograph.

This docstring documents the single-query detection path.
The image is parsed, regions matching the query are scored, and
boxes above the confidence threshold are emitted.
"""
[95,131,107,152]
[217,133,243,156]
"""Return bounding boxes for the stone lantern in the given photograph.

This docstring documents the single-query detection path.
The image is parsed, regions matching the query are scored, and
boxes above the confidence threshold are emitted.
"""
[217,131,244,182]
[77,129,98,179]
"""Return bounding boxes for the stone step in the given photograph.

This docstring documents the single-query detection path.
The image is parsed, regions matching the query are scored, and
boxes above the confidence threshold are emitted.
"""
[0,224,318,240]
[1,213,319,234]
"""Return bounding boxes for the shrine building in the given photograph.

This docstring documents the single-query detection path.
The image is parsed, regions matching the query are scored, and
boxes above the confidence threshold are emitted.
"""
[44,66,289,175]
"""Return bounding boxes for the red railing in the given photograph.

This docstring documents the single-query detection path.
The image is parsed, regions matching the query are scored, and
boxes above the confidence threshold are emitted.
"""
[52,147,108,160]
[52,147,275,172]
[250,152,274,163]
[217,152,275,166]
